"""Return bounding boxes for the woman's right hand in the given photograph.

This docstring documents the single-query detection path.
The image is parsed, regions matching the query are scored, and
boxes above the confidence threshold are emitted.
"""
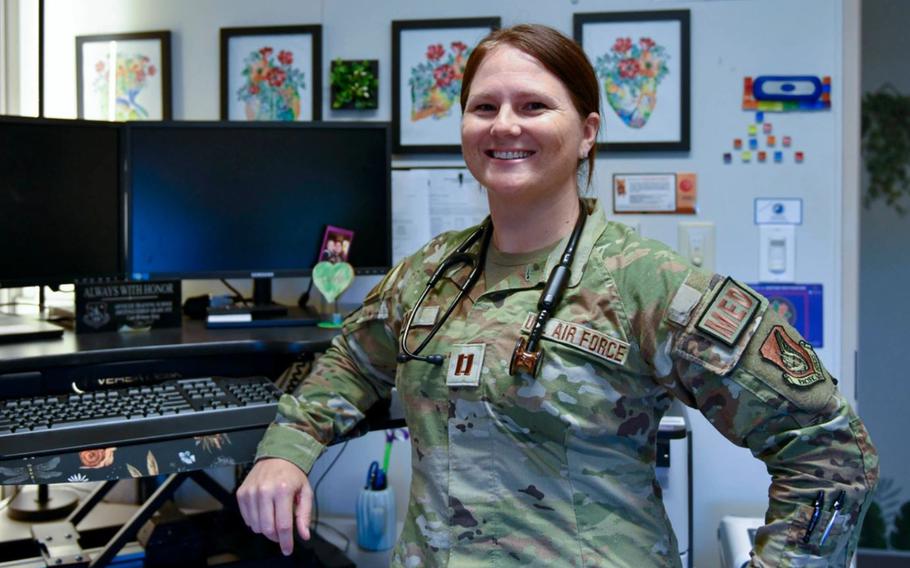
[236,457,314,556]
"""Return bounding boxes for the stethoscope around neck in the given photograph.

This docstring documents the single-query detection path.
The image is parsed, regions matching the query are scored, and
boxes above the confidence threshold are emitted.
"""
[396,200,588,377]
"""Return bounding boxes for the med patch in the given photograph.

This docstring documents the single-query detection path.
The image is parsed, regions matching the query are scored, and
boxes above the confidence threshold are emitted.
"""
[695,277,762,346]
[760,325,827,387]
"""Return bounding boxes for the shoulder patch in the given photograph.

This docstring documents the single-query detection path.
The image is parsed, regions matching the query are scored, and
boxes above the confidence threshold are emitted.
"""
[672,276,768,375]
[759,325,828,387]
[695,277,762,346]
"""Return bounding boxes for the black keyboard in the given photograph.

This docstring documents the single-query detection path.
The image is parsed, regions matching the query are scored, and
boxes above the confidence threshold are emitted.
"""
[0,376,283,459]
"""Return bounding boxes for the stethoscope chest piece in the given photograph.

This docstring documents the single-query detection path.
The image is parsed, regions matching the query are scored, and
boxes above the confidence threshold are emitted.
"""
[509,337,543,376]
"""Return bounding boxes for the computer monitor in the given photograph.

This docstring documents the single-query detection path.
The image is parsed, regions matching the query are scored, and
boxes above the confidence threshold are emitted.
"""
[125,121,392,306]
[0,117,122,288]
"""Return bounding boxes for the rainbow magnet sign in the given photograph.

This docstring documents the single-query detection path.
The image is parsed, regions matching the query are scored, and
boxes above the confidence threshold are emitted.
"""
[743,75,831,112]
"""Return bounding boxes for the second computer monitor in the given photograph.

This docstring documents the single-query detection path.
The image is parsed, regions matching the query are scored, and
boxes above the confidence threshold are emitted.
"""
[126,122,391,281]
[0,117,122,287]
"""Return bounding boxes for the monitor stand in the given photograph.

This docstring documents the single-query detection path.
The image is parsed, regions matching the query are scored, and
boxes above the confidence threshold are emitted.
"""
[206,277,320,328]
[207,277,288,318]
[251,277,289,317]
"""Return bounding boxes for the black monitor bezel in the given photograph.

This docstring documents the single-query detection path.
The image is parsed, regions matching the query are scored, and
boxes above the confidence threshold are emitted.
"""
[0,115,124,289]
[123,120,393,280]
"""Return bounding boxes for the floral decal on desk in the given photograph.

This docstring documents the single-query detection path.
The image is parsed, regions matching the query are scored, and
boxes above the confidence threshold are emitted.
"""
[0,429,263,484]
[595,36,670,129]
[236,47,306,121]
[196,433,231,452]
[79,447,116,469]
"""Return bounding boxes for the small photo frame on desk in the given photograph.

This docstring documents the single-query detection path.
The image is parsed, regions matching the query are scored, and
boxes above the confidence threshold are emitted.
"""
[76,31,172,121]
[392,17,500,154]
[574,10,690,152]
[319,226,354,264]
[220,24,323,121]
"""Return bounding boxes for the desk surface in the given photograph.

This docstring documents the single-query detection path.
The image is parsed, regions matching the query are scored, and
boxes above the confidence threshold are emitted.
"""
[0,318,338,374]
[0,318,343,483]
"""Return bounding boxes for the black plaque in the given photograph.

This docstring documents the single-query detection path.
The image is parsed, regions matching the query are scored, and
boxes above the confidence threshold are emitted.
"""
[76,280,182,333]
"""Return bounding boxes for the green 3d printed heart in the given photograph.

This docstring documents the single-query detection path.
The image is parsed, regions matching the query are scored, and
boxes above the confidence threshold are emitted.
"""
[312,261,355,303]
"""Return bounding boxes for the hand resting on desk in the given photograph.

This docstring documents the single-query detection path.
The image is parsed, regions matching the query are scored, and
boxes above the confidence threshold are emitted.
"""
[236,457,313,556]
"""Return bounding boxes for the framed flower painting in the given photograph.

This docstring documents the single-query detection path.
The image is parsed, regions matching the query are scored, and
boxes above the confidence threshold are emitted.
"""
[76,31,172,121]
[220,25,322,121]
[392,17,500,154]
[574,11,690,152]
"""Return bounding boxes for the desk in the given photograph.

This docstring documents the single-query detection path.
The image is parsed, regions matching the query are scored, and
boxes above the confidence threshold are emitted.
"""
[0,318,338,398]
[0,320,339,483]
[0,322,358,567]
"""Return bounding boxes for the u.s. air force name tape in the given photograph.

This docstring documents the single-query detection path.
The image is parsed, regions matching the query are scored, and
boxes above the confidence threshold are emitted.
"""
[521,313,629,367]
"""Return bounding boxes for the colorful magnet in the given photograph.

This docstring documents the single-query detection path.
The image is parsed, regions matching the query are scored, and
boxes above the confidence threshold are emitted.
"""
[742,151,752,162]
[767,135,776,147]
[743,76,832,112]
[734,138,743,150]
[795,151,804,163]
[723,153,732,164]
[774,151,783,163]
[758,151,767,162]
[749,138,759,150]
[763,123,772,134]
[755,111,765,123]
[748,124,758,136]
[783,136,792,147]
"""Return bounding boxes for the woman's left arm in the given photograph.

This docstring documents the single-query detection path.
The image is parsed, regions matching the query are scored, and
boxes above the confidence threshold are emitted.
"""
[609,240,879,567]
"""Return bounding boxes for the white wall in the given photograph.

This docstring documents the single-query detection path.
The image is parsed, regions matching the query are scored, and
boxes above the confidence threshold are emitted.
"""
[12,1,857,565]
[2,0,39,117]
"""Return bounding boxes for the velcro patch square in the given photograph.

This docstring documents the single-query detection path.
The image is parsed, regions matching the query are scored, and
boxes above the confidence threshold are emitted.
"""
[446,344,485,387]
[695,278,762,347]
[668,281,703,326]
[413,305,440,327]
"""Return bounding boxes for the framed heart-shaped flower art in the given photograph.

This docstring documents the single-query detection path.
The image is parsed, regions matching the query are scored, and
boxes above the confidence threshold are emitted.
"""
[574,10,690,152]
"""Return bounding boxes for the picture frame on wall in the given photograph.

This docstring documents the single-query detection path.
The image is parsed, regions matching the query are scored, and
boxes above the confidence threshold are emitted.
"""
[220,25,322,121]
[76,31,172,121]
[574,10,690,152]
[392,17,500,154]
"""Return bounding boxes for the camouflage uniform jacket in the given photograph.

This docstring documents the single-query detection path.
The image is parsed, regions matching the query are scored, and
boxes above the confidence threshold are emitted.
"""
[256,200,879,567]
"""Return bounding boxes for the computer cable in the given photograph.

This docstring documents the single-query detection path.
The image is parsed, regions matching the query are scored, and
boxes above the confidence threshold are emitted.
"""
[219,279,250,306]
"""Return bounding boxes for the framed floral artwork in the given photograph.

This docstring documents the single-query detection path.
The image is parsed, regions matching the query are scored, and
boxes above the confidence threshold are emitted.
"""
[392,17,500,154]
[220,25,322,121]
[574,10,690,152]
[76,31,172,121]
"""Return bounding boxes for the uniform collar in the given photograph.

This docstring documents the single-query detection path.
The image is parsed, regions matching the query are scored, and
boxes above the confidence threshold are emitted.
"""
[540,197,607,289]
[471,198,607,300]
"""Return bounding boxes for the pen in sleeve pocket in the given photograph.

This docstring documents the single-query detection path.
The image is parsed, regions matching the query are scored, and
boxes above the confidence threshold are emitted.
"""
[802,491,825,544]
[819,490,846,546]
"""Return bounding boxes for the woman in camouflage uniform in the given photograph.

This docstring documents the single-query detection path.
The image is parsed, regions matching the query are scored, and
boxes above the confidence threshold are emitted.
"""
[237,24,878,567]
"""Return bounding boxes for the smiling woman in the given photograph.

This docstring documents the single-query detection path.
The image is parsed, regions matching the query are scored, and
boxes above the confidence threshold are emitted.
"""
[239,24,878,568]
[458,26,600,254]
